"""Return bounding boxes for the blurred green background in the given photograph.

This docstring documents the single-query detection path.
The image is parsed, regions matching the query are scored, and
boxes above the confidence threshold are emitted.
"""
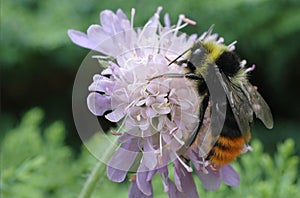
[1,0,300,197]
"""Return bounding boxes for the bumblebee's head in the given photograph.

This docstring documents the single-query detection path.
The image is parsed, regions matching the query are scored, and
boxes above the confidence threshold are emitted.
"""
[202,41,241,77]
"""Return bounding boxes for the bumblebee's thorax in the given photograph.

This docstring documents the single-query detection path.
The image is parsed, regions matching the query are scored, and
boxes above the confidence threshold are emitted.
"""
[185,41,249,88]
[202,41,241,76]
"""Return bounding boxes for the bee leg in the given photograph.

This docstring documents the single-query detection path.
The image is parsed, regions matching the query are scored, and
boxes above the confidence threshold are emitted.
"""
[148,73,185,81]
[149,72,203,81]
[185,73,204,81]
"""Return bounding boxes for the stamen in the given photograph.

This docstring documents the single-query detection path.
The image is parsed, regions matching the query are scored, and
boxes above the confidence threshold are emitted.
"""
[136,114,141,121]
[195,158,210,166]
[241,144,253,153]
[174,14,185,36]
[110,130,123,136]
[247,145,253,151]
[200,166,209,174]
[228,40,237,51]
[138,20,152,42]
[217,37,224,44]
[124,95,144,114]
[182,17,197,25]
[156,6,163,16]
[130,8,135,29]
[115,113,128,133]
[175,153,193,172]
[124,99,137,113]
[240,59,247,68]
[229,45,236,51]
[169,127,179,135]
[195,157,210,174]
[244,64,256,73]
[209,164,218,172]
[159,133,163,156]
[159,15,195,42]
[172,133,185,145]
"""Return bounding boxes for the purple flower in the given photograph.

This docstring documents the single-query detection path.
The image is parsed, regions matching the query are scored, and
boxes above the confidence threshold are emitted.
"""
[69,7,250,198]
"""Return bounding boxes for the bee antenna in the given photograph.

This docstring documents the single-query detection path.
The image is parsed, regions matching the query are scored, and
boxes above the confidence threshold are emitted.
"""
[202,24,215,40]
[168,48,190,66]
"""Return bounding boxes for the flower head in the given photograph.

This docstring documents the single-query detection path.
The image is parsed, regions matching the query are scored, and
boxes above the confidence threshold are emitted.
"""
[69,7,249,198]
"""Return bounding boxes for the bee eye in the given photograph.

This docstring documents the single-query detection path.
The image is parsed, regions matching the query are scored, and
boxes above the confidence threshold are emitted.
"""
[216,51,240,76]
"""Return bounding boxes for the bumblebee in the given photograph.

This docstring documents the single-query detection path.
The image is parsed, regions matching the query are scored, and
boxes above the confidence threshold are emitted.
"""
[154,25,274,168]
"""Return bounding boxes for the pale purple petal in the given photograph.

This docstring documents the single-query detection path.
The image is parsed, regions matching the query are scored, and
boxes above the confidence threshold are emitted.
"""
[166,178,178,198]
[145,107,157,118]
[101,67,113,75]
[87,92,111,116]
[220,165,240,187]
[179,174,199,197]
[143,139,158,170]
[166,177,199,198]
[173,167,182,192]
[100,10,118,34]
[106,166,127,183]
[105,107,125,122]
[188,33,198,43]
[116,9,131,30]
[146,169,157,182]
[117,132,134,143]
[68,25,110,52]
[88,75,115,94]
[100,10,128,34]
[86,24,108,46]
[129,180,153,198]
[116,9,127,20]
[151,103,170,114]
[196,169,221,191]
[185,149,201,170]
[145,96,155,106]
[174,160,199,197]
[136,165,153,196]
[154,116,165,132]
[107,138,140,182]
[143,7,161,36]
[157,165,169,175]
[68,29,95,49]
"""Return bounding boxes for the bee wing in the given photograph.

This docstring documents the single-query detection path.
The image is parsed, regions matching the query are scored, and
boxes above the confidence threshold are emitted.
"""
[242,82,274,129]
[179,64,228,158]
[215,67,254,140]
[179,100,221,158]
[194,101,221,157]
[176,95,209,156]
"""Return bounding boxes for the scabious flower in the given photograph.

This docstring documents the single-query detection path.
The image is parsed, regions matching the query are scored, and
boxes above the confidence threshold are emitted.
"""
[68,7,250,198]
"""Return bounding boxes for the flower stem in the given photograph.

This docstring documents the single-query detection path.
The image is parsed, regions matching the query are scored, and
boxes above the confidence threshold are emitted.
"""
[78,161,104,198]
[78,136,118,198]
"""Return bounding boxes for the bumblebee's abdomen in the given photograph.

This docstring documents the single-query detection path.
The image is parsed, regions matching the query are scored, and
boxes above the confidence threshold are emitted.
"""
[207,136,245,167]
[207,102,251,167]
